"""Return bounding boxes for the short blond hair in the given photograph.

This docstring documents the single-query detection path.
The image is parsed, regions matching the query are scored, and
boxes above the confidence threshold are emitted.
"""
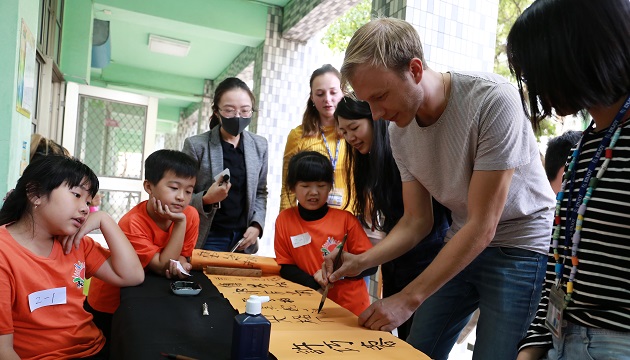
[341,18,426,90]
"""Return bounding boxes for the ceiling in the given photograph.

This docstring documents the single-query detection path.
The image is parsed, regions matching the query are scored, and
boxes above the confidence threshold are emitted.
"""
[87,0,292,122]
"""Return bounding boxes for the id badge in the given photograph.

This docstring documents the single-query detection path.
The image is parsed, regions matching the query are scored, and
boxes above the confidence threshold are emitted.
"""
[545,285,565,338]
[327,188,343,207]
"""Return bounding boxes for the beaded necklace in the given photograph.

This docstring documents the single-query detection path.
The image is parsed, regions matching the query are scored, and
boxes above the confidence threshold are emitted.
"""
[552,95,630,308]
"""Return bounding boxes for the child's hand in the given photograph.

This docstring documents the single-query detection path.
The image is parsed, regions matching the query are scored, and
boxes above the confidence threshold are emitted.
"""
[166,259,192,279]
[313,269,328,289]
[60,211,108,254]
[202,178,231,205]
[151,198,186,223]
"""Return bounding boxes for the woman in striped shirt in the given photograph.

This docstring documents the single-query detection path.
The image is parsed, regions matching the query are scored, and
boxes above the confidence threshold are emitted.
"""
[507,0,630,359]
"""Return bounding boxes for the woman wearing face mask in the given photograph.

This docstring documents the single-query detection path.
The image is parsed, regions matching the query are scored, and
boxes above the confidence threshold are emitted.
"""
[336,96,451,340]
[183,77,268,253]
[280,64,354,212]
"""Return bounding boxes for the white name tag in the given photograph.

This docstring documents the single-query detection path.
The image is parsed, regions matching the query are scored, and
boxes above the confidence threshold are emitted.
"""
[290,233,311,248]
[28,287,67,312]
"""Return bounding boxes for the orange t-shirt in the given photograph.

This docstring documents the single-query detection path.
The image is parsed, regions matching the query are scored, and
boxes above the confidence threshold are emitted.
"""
[0,226,109,359]
[88,201,199,313]
[274,207,372,316]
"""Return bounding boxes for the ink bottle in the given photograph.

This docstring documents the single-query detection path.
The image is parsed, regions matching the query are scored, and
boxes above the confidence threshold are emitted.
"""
[231,295,271,360]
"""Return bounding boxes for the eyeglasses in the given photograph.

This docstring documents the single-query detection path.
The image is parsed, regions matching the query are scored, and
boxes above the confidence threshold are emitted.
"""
[218,107,255,118]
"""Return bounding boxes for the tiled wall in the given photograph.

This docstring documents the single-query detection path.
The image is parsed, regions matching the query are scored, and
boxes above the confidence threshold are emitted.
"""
[254,6,347,256]
[405,0,499,72]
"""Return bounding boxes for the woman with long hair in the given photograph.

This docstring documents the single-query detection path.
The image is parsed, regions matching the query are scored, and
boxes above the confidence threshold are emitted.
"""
[336,96,450,340]
[280,64,353,212]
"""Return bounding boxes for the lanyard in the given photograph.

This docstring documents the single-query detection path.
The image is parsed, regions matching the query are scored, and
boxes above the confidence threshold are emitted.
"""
[564,94,630,247]
[321,129,340,171]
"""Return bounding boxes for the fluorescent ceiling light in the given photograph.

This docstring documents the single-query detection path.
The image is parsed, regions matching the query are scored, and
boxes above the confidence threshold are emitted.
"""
[148,34,190,57]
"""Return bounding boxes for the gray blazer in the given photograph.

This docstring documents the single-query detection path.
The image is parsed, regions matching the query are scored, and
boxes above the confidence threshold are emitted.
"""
[182,126,268,252]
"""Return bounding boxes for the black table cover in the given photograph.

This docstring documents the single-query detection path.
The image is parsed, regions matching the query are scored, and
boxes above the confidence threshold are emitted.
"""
[111,270,237,360]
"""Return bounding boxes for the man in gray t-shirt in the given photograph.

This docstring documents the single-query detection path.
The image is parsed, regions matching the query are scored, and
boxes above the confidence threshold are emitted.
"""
[323,18,555,360]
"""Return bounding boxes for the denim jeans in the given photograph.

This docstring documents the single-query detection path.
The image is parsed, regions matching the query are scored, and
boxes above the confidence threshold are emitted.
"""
[545,321,630,360]
[407,246,546,360]
[203,230,244,252]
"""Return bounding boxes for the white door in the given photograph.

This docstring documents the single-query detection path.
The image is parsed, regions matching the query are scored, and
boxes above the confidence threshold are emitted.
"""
[62,82,157,228]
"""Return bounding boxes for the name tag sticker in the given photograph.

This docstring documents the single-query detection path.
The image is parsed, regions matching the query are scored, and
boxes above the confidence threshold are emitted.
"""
[291,233,311,248]
[28,287,67,312]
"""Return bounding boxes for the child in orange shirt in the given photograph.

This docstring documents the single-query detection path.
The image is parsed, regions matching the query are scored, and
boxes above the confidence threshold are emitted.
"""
[0,156,144,360]
[274,151,375,316]
[86,149,200,347]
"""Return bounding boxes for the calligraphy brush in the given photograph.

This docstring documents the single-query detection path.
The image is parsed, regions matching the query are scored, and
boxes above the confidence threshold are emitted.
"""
[318,234,347,313]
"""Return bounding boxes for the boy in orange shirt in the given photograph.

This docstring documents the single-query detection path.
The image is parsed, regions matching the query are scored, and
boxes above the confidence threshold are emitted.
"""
[86,149,200,348]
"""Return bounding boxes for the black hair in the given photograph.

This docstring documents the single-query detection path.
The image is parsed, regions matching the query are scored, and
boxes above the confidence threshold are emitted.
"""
[0,155,99,225]
[335,96,401,232]
[507,0,630,130]
[302,64,342,137]
[209,77,256,129]
[544,130,582,182]
[285,151,334,192]
[144,149,199,185]
[335,95,373,121]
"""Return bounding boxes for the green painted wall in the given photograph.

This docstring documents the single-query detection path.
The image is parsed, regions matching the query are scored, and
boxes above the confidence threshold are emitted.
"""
[157,105,180,133]
[157,105,180,123]
[60,0,93,84]
[0,0,39,202]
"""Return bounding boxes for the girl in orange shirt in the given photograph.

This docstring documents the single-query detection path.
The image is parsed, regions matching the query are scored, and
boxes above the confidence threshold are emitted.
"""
[0,156,144,360]
[274,151,375,316]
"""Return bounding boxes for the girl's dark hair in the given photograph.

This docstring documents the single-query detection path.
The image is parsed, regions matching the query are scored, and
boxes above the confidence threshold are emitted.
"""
[507,0,630,130]
[285,151,334,193]
[302,64,341,137]
[0,156,99,225]
[209,77,256,129]
[336,96,402,232]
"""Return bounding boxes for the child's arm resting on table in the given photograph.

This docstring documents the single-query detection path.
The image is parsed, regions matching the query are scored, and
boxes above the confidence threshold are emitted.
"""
[88,212,144,287]
[0,334,20,360]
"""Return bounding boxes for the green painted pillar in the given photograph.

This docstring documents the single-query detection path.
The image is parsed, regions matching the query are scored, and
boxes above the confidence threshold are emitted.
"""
[0,0,39,202]
[60,0,93,84]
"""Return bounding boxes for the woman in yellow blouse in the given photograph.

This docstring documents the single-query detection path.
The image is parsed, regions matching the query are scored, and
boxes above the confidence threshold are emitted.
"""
[280,64,351,212]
